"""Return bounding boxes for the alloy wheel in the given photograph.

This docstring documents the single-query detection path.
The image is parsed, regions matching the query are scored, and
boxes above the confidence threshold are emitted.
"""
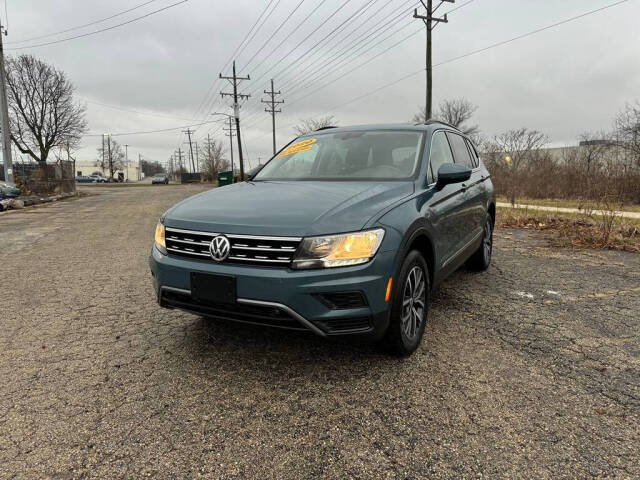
[483,218,493,264]
[401,266,426,340]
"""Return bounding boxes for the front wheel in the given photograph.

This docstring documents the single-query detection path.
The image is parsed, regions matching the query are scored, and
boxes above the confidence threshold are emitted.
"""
[379,250,430,356]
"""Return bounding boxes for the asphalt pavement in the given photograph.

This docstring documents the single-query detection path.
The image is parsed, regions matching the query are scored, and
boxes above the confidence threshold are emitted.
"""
[0,185,638,479]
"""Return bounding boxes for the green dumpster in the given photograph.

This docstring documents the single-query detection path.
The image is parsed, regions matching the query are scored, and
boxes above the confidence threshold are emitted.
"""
[217,171,233,186]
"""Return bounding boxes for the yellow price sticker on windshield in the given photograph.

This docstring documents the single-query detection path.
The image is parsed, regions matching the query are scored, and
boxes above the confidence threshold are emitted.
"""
[277,138,316,157]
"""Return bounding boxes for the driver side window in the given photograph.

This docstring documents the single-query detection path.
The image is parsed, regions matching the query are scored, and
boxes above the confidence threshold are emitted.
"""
[428,131,454,184]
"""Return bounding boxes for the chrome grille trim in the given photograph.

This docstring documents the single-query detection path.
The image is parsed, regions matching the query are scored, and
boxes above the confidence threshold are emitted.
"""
[167,247,209,257]
[164,227,301,267]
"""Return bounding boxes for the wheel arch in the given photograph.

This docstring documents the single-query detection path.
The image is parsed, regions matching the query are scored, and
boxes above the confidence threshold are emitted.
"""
[394,222,437,290]
[488,202,496,224]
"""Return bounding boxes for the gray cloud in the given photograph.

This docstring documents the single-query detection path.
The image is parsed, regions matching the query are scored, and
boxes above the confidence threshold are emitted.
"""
[6,0,639,168]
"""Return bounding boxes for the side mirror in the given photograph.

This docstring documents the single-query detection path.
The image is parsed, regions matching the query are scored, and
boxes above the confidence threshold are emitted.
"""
[436,163,471,189]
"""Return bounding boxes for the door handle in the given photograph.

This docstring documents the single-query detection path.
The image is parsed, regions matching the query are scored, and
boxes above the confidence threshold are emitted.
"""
[461,183,467,192]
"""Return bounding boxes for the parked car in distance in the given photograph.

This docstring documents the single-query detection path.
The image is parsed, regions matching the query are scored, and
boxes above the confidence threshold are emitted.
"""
[89,174,109,183]
[151,174,169,185]
[150,122,495,356]
[75,175,96,183]
[0,181,21,198]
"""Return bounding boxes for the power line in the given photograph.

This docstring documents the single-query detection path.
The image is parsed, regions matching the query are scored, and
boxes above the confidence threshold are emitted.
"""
[240,0,309,70]
[202,0,332,135]
[241,0,433,126]
[283,0,421,96]
[245,0,630,143]
[7,0,189,50]
[84,119,220,137]
[81,98,194,121]
[237,0,283,66]
[6,0,161,45]
[244,0,329,77]
[282,0,624,112]
[277,0,413,92]
[247,0,355,91]
[260,0,380,87]
[186,0,277,128]
[240,0,419,124]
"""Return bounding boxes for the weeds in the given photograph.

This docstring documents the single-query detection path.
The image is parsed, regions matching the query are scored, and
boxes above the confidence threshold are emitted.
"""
[497,206,640,253]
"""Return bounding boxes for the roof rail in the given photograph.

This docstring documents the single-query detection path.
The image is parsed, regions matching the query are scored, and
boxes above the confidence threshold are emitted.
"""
[315,126,338,131]
[416,119,459,130]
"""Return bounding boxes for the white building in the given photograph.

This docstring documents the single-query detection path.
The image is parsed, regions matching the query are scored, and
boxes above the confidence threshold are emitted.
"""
[75,159,141,181]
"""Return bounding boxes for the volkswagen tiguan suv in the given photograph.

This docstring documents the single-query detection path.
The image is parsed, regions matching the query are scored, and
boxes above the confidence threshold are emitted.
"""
[150,122,495,355]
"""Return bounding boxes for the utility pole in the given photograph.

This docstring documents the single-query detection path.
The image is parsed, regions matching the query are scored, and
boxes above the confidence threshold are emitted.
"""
[138,153,142,180]
[261,79,284,156]
[413,0,454,120]
[182,128,196,173]
[220,61,250,179]
[223,117,236,177]
[124,144,129,182]
[0,22,13,183]
[206,134,212,160]
[101,134,105,174]
[175,147,184,175]
[107,135,113,180]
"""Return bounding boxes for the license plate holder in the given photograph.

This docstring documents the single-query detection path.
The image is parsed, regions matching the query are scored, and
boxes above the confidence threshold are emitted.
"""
[190,272,236,304]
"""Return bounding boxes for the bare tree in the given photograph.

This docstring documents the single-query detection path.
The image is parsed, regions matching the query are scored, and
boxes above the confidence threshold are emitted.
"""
[293,115,337,136]
[201,138,230,182]
[5,54,87,166]
[413,98,479,137]
[485,128,548,205]
[577,131,614,174]
[615,101,640,166]
[97,136,125,180]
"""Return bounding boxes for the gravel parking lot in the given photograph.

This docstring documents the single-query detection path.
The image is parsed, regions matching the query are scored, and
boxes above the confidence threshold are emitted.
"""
[1,185,638,479]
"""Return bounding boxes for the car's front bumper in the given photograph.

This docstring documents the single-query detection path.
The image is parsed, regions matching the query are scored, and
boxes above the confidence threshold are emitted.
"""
[149,245,395,339]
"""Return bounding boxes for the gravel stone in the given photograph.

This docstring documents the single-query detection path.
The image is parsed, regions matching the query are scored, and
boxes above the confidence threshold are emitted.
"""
[0,185,638,479]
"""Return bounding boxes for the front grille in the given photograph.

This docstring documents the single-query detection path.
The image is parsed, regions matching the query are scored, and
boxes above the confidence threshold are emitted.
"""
[160,289,307,330]
[165,227,301,267]
[315,291,368,310]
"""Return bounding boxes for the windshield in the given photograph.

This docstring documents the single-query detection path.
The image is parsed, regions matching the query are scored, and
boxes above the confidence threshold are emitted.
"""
[254,130,424,181]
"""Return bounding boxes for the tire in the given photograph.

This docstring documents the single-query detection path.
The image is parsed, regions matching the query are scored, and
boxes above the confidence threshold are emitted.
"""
[379,250,430,356]
[467,214,494,271]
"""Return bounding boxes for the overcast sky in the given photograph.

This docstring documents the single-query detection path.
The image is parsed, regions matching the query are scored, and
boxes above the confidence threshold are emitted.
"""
[5,0,639,170]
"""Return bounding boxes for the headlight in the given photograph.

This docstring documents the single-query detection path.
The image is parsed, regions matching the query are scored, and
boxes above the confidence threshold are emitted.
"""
[292,229,385,269]
[154,222,166,254]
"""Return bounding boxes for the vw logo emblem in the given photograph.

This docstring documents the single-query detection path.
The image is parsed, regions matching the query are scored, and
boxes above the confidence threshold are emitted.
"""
[209,235,231,262]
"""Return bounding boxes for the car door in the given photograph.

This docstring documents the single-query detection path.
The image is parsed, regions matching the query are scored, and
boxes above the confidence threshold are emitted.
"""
[422,130,469,272]
[445,131,485,251]
[465,137,489,231]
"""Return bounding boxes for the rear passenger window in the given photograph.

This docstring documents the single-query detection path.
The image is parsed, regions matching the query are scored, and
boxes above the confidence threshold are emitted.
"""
[428,131,455,183]
[446,132,474,168]
[465,139,479,168]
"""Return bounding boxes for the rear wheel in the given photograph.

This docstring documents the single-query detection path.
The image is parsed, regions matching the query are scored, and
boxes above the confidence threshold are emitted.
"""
[380,250,429,356]
[467,214,493,271]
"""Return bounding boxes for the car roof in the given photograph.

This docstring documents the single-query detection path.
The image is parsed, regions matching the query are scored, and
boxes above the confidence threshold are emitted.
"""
[306,121,462,135]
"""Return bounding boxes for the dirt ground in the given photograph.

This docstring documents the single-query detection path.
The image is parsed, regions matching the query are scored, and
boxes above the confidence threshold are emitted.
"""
[1,185,638,479]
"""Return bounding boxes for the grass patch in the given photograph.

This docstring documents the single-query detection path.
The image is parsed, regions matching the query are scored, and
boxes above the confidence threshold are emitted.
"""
[496,195,640,213]
[497,206,640,253]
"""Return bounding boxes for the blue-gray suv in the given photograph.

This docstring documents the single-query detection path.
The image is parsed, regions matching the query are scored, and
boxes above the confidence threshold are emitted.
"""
[150,122,495,355]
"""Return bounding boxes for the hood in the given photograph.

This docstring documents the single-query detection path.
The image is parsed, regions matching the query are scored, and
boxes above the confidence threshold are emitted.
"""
[164,180,414,236]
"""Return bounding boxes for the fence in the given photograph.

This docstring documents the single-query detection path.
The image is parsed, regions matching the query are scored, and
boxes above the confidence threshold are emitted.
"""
[1,161,75,195]
[180,172,202,184]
